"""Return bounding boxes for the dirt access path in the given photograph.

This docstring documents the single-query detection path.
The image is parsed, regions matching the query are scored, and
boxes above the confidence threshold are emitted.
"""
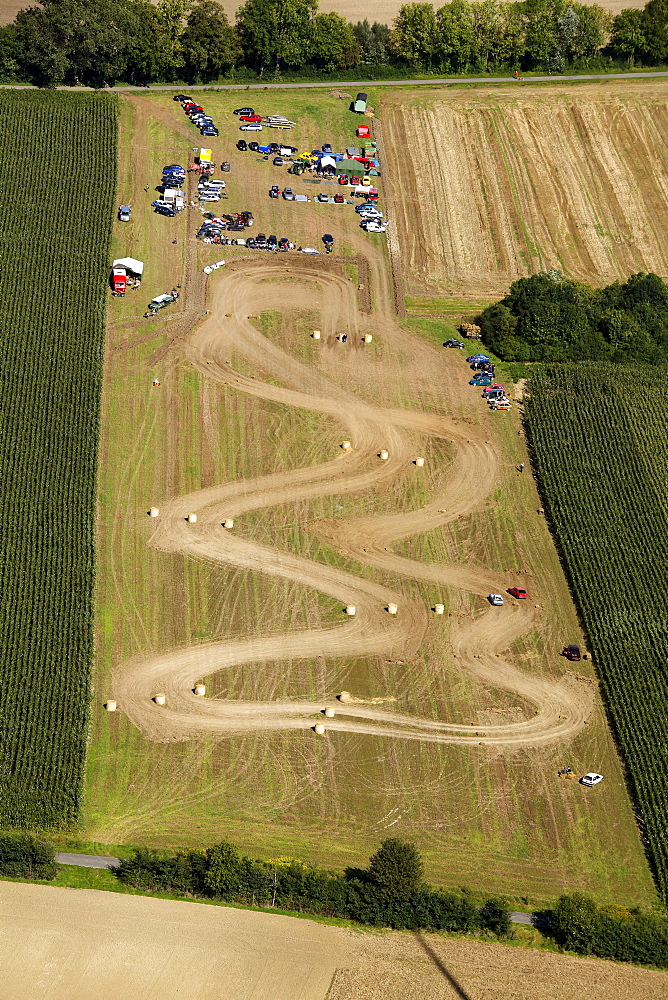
[112,258,593,747]
[3,881,667,1000]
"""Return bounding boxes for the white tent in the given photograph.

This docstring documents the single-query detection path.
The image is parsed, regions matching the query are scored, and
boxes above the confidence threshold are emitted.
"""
[320,155,336,171]
[112,257,144,276]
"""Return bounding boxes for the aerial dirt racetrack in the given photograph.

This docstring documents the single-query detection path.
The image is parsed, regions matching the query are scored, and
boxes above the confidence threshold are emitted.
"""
[113,261,593,747]
[383,83,668,298]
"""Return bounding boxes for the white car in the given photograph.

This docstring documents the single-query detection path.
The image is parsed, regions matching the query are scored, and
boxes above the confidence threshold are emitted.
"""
[580,772,604,787]
[240,123,263,131]
[203,260,225,274]
[361,221,386,233]
[488,594,504,606]
[298,247,321,254]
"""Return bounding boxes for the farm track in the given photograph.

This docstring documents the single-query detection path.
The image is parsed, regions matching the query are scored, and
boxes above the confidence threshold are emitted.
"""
[113,261,593,747]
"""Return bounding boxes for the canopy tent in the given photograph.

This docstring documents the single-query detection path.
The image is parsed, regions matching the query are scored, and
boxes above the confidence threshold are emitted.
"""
[319,155,337,173]
[112,257,144,276]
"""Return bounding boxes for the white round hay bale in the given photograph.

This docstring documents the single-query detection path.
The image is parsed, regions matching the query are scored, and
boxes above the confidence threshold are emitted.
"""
[344,605,356,616]
[341,441,352,450]
[188,513,198,523]
[153,693,166,706]
[415,457,425,467]
[223,519,234,529]
[193,684,206,697]
[314,723,326,735]
[379,450,389,460]
[363,334,373,343]
[387,603,398,615]
[434,603,445,615]
[339,690,351,703]
[324,706,336,718]
[149,507,159,517]
[105,700,117,712]
[312,330,321,339]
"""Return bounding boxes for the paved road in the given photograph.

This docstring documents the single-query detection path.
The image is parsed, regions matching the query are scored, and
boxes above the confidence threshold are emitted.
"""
[55,853,547,926]
[2,71,668,93]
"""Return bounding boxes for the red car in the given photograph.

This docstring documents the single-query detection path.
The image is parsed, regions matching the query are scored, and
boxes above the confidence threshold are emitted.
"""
[357,125,371,138]
[338,174,348,185]
[240,115,263,123]
[507,587,528,599]
[562,645,581,661]
[351,174,360,185]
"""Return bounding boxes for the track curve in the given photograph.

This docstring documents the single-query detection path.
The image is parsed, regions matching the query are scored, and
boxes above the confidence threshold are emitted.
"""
[114,262,593,746]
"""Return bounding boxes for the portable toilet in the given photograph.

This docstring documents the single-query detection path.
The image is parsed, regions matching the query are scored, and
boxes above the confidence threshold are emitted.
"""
[353,93,368,114]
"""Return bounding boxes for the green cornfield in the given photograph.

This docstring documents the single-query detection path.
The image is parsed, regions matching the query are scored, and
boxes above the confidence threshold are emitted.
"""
[0,92,118,828]
[525,363,668,903]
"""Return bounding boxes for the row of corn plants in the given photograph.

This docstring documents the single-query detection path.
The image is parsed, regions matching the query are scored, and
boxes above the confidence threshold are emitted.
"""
[525,363,668,903]
[0,92,118,828]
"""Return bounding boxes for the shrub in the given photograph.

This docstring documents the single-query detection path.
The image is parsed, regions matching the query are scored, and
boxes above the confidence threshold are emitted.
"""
[0,832,58,880]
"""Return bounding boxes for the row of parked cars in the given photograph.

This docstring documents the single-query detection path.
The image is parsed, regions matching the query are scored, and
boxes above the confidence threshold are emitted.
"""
[234,107,296,131]
[174,95,219,136]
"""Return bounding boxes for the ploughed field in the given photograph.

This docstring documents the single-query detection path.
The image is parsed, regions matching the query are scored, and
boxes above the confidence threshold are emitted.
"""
[382,82,668,298]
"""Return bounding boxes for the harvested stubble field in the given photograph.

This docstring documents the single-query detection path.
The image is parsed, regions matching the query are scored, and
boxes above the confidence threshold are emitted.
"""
[81,89,658,910]
[2,881,668,1000]
[382,82,668,299]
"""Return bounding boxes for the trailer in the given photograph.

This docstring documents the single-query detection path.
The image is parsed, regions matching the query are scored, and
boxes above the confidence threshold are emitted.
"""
[110,256,144,296]
[353,93,368,113]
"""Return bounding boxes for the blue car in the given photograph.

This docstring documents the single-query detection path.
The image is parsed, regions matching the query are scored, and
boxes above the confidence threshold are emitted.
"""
[466,354,489,363]
[470,376,492,386]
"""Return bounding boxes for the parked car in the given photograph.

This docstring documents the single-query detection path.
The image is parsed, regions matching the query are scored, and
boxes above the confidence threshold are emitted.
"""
[317,192,329,202]
[322,143,333,153]
[282,187,294,200]
[240,123,263,131]
[202,128,219,137]
[248,142,260,152]
[272,156,284,166]
[355,202,381,214]
[185,105,203,113]
[278,237,291,250]
[269,185,280,198]
[467,354,490,363]
[562,645,581,661]
[233,107,255,116]
[334,193,344,203]
[173,94,191,102]
[470,376,492,386]
[361,220,386,233]
[267,235,277,248]
[240,115,263,123]
[221,161,230,172]
[237,140,248,151]
[488,594,504,606]
[507,587,528,599]
[490,401,512,410]
[118,205,131,222]
[580,773,604,787]
[444,339,465,348]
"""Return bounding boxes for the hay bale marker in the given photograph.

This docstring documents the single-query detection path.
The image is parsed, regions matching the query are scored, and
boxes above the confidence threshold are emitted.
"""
[415,457,425,467]
[222,519,234,529]
[363,334,373,343]
[104,700,117,712]
[341,441,352,451]
[434,604,445,615]
[314,723,326,735]
[153,693,166,706]
[387,603,398,615]
[187,513,198,523]
[324,707,336,718]
[193,684,206,697]
[344,605,356,616]
[379,450,389,460]
[312,330,321,340]
[149,507,159,517]
[339,691,351,703]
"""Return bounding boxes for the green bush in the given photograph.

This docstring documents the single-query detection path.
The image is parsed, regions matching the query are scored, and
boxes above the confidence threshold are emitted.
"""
[0,832,58,880]
[551,893,668,968]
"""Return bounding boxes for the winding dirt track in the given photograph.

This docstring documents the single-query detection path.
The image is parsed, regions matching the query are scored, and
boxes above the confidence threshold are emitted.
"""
[114,262,593,746]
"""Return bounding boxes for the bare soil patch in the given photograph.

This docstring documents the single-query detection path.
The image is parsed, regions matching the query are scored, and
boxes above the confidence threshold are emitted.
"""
[382,82,668,298]
[2,881,666,1000]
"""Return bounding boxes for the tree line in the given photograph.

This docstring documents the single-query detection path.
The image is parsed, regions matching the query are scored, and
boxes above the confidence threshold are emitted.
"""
[0,0,667,87]
[2,831,667,966]
[479,271,668,362]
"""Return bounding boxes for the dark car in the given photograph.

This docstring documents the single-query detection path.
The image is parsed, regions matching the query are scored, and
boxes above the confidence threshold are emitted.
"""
[279,237,290,250]
[272,156,284,166]
[173,94,192,102]
[443,339,465,348]
[221,161,230,172]
[228,222,245,231]
[269,185,280,198]
[267,234,277,247]
[562,645,581,661]
[233,107,255,116]
[201,128,219,137]
[237,140,247,151]
[322,143,333,153]
[269,143,280,152]
[248,142,260,152]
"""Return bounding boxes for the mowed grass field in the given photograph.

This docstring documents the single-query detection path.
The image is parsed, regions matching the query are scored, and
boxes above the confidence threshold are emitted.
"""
[382,81,668,298]
[83,88,658,910]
